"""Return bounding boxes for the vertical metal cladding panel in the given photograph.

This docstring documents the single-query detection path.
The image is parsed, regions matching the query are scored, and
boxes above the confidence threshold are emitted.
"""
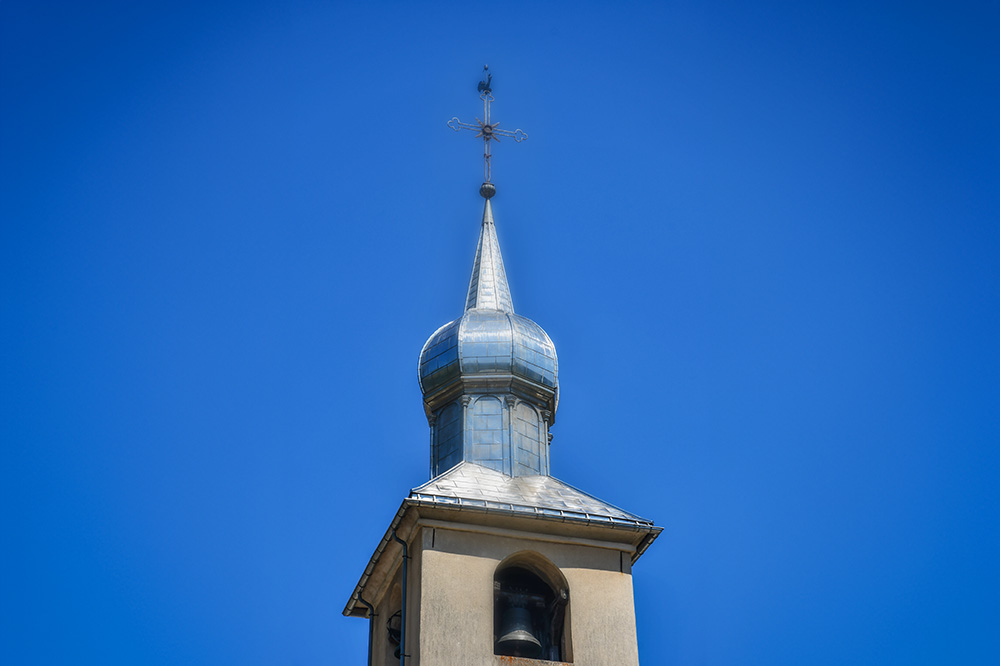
[513,402,543,475]
[509,314,558,389]
[434,402,463,475]
[418,319,461,394]
[458,310,513,374]
[467,396,505,473]
[465,240,483,309]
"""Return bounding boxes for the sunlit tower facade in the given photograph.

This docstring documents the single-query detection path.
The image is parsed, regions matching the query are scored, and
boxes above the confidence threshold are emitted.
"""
[343,68,660,666]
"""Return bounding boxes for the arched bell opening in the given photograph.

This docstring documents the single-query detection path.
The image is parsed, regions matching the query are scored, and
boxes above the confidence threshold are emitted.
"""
[493,552,571,662]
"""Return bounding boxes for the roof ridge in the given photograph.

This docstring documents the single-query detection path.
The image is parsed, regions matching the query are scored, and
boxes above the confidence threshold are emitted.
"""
[539,474,647,522]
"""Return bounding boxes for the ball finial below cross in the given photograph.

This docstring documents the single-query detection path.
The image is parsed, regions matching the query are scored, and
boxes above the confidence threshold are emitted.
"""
[480,182,496,199]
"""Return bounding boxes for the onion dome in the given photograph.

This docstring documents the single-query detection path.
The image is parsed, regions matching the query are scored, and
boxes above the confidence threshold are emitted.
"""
[419,311,558,399]
[419,198,558,406]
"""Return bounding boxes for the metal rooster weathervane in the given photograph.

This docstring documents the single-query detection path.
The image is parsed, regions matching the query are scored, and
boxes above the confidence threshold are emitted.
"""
[447,65,527,197]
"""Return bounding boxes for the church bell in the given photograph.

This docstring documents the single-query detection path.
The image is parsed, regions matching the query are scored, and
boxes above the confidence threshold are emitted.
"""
[496,606,542,658]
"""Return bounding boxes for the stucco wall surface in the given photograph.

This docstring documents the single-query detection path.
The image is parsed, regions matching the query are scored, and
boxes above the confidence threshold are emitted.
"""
[413,524,640,666]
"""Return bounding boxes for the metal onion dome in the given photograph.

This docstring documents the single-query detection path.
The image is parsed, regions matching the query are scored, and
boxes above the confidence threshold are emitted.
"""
[418,199,558,400]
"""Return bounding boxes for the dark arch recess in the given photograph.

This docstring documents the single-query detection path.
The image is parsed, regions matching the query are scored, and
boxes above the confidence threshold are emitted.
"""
[493,551,572,662]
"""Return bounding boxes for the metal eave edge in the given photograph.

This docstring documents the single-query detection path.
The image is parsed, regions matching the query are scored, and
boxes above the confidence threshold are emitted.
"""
[344,494,663,618]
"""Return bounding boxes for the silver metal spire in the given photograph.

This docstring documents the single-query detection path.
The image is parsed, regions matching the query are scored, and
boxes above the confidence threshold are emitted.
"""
[465,199,513,312]
[416,66,556,480]
[448,65,527,193]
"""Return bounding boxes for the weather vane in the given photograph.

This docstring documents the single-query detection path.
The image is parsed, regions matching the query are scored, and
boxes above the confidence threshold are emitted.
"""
[447,65,527,199]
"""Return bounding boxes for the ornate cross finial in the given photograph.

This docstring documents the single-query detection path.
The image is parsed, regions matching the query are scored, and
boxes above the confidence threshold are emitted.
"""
[447,65,527,199]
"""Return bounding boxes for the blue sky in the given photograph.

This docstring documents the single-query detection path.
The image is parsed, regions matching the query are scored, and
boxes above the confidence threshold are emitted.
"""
[2,1,998,664]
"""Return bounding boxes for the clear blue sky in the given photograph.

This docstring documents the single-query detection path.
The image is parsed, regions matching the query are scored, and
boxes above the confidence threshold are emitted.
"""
[2,2,998,664]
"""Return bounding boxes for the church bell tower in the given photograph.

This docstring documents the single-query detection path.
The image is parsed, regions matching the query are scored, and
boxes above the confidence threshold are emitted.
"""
[343,67,660,666]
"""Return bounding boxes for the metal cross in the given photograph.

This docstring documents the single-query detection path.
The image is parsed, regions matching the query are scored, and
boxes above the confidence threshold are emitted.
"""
[447,65,527,184]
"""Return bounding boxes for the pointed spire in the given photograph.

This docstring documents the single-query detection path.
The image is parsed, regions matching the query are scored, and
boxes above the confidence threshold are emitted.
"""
[465,198,514,312]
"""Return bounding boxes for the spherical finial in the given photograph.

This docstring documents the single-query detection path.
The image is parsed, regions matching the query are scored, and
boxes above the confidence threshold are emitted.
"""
[479,182,496,199]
